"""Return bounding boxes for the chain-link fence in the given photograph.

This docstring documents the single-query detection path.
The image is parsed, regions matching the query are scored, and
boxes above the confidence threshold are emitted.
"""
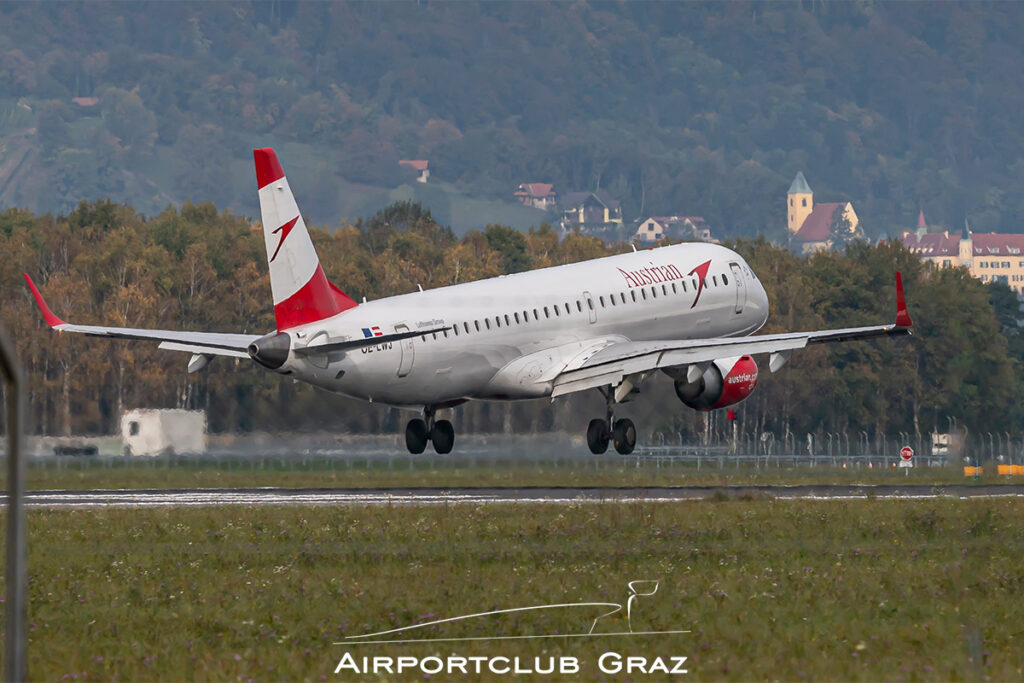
[3,429,1012,473]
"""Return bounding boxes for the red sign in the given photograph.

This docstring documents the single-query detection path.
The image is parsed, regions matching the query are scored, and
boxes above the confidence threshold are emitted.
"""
[900,446,914,461]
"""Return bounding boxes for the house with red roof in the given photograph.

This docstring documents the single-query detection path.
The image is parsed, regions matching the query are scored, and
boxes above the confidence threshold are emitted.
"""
[399,160,429,183]
[514,183,556,211]
[633,216,717,244]
[786,172,860,253]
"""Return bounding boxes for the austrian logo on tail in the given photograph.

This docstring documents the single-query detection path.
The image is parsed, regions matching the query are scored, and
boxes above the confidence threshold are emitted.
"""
[362,326,383,338]
[269,216,300,263]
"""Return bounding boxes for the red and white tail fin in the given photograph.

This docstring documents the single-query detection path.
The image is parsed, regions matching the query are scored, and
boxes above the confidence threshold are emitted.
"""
[253,148,357,330]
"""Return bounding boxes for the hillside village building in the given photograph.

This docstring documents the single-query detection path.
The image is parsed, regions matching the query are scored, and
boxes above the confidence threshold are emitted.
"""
[901,220,1024,296]
[398,160,430,183]
[514,183,556,210]
[787,172,860,253]
[560,191,622,231]
[633,216,717,244]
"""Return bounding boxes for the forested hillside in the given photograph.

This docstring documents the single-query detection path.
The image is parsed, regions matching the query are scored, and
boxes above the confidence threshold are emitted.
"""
[2,201,1019,438]
[1,2,1024,238]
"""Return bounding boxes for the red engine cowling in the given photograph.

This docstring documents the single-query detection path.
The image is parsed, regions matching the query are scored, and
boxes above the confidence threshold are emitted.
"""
[673,355,758,411]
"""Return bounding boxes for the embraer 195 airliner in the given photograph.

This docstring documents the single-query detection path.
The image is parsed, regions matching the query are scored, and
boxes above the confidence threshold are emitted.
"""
[25,148,913,455]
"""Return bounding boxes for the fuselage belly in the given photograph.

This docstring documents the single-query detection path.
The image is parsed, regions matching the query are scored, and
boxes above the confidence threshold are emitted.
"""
[279,243,770,407]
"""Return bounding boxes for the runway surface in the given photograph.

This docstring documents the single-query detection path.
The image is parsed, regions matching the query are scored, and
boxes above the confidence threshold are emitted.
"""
[7,484,1024,508]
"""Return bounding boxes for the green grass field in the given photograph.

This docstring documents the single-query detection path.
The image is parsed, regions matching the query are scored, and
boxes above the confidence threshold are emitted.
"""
[4,498,1023,680]
[15,458,1011,491]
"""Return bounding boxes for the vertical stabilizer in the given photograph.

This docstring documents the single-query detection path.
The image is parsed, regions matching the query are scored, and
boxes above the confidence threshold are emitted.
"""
[253,148,357,330]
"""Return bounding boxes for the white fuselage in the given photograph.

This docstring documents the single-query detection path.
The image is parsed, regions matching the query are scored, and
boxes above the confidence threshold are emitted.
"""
[275,243,769,407]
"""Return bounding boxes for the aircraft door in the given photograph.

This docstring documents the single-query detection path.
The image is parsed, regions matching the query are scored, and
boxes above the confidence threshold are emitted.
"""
[729,262,747,314]
[583,291,597,324]
[394,323,414,377]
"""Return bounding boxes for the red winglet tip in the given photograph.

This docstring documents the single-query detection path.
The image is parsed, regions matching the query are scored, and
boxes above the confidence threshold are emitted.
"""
[895,271,913,328]
[23,273,66,327]
[253,147,285,190]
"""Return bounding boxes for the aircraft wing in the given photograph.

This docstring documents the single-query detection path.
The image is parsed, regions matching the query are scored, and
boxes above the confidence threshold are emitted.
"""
[24,274,260,358]
[551,273,913,398]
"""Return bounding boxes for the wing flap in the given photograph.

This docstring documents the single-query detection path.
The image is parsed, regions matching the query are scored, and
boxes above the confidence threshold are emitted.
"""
[552,323,908,399]
[158,341,250,358]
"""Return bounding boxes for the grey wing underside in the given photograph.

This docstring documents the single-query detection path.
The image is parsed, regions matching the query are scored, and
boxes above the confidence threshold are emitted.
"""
[50,322,259,358]
[551,322,910,398]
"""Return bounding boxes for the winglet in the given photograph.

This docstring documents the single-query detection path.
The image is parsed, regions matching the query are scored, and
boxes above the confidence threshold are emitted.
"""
[23,273,67,327]
[894,271,913,328]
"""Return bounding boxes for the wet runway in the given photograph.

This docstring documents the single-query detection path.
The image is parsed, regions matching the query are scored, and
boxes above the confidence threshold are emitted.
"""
[8,484,1024,508]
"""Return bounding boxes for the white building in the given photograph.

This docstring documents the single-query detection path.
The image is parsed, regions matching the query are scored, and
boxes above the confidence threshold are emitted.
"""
[121,409,207,456]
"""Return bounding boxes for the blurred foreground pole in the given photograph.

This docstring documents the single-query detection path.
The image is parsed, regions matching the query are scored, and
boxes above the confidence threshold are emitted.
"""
[0,323,25,682]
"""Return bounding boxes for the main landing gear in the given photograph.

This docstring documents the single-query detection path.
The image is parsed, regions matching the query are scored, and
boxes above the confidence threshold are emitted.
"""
[405,406,455,455]
[586,389,636,455]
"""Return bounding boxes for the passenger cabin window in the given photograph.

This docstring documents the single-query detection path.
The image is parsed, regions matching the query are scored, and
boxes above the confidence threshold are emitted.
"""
[452,326,459,336]
[722,274,729,285]
[464,322,470,334]
[485,319,491,330]
[620,293,626,304]
[641,289,647,301]
[599,295,606,307]
[514,312,521,324]
[681,281,687,292]
[576,301,583,312]
[534,309,540,320]
[474,321,481,332]
[712,275,718,287]
[610,294,616,306]
[564,303,571,315]
[553,306,560,317]
[495,316,501,328]
[505,314,511,326]
[631,291,637,302]
[544,307,550,318]
[651,286,658,298]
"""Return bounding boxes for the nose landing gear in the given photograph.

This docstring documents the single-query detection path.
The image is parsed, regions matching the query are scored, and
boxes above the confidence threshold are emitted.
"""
[405,406,455,454]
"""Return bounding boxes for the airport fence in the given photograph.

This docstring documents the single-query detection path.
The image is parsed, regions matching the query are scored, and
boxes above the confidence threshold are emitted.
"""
[2,429,1014,474]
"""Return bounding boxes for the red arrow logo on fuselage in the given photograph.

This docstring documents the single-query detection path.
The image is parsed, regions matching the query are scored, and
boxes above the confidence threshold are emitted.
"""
[269,216,299,263]
[688,260,712,309]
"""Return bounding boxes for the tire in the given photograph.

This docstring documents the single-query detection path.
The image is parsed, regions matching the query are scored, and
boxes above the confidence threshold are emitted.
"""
[431,419,455,454]
[586,418,610,454]
[405,418,429,454]
[613,418,637,455]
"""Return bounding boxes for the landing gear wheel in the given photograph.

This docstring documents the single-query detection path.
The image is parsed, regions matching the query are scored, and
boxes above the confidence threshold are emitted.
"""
[405,418,428,454]
[613,418,636,455]
[431,419,455,454]
[586,418,610,454]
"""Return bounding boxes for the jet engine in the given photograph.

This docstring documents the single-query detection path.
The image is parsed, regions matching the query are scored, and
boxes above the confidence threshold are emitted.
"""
[671,355,758,411]
[247,331,291,370]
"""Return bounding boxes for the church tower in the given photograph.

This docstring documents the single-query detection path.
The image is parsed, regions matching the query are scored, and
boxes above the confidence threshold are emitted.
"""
[787,172,813,234]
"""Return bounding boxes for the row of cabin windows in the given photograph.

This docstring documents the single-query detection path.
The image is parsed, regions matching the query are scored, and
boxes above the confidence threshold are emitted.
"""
[420,270,734,342]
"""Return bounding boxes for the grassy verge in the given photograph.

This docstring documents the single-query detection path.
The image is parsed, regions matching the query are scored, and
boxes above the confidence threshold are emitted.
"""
[13,459,1011,491]
[4,499,1023,679]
